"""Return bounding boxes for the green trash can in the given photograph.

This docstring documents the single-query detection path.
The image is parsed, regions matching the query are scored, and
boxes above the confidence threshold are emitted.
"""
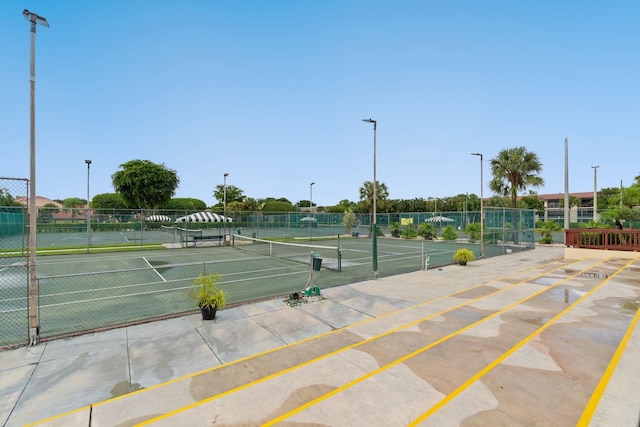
[312,256,322,271]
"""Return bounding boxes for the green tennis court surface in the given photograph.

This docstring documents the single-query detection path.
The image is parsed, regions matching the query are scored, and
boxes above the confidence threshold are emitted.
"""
[1,236,530,347]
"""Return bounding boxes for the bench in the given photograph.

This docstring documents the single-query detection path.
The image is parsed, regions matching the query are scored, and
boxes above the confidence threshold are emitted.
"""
[185,235,225,247]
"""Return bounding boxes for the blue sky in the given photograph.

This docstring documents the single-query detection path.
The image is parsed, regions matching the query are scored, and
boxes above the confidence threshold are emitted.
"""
[2,1,638,207]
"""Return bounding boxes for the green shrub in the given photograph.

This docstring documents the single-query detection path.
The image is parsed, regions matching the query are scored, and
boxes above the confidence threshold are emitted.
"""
[453,248,475,264]
[441,225,458,241]
[401,227,418,239]
[418,223,435,240]
[463,222,481,242]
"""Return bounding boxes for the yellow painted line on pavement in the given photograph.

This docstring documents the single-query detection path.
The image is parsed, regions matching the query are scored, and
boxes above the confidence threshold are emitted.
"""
[577,289,640,426]
[26,257,570,427]
[264,258,610,426]
[408,257,637,425]
[137,259,583,426]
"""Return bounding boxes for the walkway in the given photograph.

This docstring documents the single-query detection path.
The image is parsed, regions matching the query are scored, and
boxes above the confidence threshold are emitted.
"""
[1,246,639,426]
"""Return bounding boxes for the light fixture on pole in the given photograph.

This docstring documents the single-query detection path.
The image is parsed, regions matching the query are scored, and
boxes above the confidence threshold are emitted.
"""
[23,9,49,347]
[471,153,484,258]
[592,166,599,222]
[85,160,92,253]
[309,182,315,241]
[223,173,229,242]
[362,118,378,279]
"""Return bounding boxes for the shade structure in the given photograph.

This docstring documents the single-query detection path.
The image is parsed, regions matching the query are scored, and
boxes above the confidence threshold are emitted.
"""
[300,216,317,222]
[425,216,455,223]
[146,215,172,222]
[175,212,232,223]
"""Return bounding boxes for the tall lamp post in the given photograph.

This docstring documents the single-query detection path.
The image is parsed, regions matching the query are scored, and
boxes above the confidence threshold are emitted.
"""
[85,160,92,252]
[23,9,49,347]
[592,166,599,222]
[362,118,378,279]
[223,173,229,241]
[309,182,315,240]
[471,153,484,259]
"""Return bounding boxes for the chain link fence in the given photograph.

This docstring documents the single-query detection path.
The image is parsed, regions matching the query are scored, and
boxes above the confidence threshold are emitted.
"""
[0,178,29,347]
[0,205,535,347]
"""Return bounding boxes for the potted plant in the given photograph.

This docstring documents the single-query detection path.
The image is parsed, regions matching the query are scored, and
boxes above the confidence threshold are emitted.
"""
[453,248,475,266]
[191,273,226,320]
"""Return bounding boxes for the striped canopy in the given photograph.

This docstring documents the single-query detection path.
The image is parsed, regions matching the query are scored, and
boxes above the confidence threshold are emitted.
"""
[146,215,172,222]
[175,212,232,223]
[425,216,455,223]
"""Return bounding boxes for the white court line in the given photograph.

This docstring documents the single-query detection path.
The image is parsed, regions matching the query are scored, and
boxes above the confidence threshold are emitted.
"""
[143,257,167,282]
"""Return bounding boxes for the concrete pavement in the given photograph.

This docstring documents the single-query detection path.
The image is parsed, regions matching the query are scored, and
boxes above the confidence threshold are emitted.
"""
[1,246,640,426]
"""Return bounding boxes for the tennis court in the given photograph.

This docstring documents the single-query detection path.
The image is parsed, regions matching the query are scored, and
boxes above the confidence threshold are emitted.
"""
[0,233,531,347]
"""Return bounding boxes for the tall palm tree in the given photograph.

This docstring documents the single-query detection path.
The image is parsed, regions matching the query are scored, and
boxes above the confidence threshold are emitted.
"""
[489,147,544,208]
[359,181,389,213]
[359,181,389,236]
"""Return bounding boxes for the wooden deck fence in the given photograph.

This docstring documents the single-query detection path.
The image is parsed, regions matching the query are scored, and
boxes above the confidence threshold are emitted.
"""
[565,228,640,252]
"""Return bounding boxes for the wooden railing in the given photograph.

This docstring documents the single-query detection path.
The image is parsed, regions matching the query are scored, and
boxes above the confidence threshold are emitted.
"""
[565,228,640,252]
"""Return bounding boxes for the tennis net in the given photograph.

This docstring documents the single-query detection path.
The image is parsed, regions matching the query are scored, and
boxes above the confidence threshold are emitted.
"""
[160,225,176,234]
[232,234,341,271]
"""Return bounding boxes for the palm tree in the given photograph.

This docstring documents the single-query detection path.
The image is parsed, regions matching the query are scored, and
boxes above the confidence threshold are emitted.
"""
[359,181,389,234]
[489,147,544,208]
[358,181,389,212]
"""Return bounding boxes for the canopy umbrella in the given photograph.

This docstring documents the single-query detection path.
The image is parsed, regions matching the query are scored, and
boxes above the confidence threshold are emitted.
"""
[300,216,317,222]
[175,212,232,223]
[425,216,455,223]
[145,215,172,222]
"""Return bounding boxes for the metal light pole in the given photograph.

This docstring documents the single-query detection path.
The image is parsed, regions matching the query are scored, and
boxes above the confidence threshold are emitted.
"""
[471,153,484,258]
[223,173,228,242]
[362,118,378,279]
[309,182,315,240]
[592,166,599,222]
[85,160,92,253]
[564,137,570,234]
[23,9,49,346]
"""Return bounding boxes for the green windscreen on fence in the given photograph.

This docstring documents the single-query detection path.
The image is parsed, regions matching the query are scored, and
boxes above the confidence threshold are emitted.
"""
[0,210,26,239]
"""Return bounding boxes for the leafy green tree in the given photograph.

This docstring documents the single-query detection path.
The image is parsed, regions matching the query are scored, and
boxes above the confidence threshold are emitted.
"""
[489,147,544,208]
[212,185,245,205]
[518,193,545,215]
[325,204,347,213]
[241,197,260,212]
[342,209,357,233]
[91,193,128,210]
[0,189,21,207]
[262,200,295,212]
[338,199,357,210]
[62,197,86,208]
[466,194,481,212]
[485,196,511,207]
[598,187,622,209]
[602,186,640,229]
[166,198,206,212]
[111,160,179,209]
